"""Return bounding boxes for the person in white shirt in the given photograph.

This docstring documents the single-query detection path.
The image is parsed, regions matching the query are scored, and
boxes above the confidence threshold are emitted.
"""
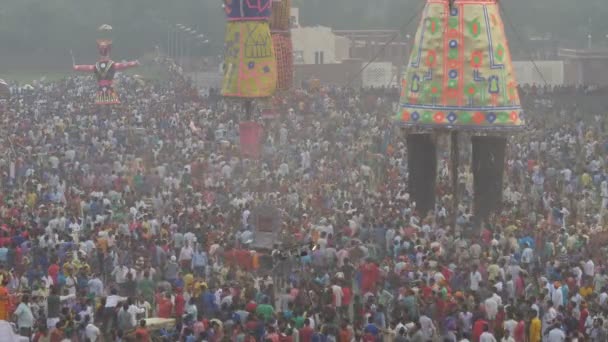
[135,296,152,320]
[331,284,343,308]
[111,264,130,285]
[503,316,517,340]
[542,306,557,337]
[85,315,101,342]
[13,295,34,337]
[484,293,501,320]
[179,242,194,270]
[599,291,608,307]
[479,324,496,342]
[521,243,534,265]
[242,206,251,227]
[127,299,145,327]
[419,315,436,340]
[103,288,127,328]
[470,267,483,292]
[584,258,595,277]
[552,285,563,309]
[459,310,473,335]
[547,325,566,342]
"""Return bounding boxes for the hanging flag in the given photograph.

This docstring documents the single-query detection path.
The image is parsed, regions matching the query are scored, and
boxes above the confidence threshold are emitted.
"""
[240,121,263,159]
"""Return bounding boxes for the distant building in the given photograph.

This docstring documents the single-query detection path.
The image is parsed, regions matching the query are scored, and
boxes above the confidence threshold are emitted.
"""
[291,26,350,65]
[559,48,608,86]
[289,8,408,86]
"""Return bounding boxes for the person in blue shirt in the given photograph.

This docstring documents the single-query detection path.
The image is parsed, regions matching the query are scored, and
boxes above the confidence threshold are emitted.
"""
[0,246,8,264]
[11,233,25,248]
[363,316,380,338]
[202,289,217,316]
[173,272,185,289]
[191,245,207,278]
[27,265,44,287]
[183,328,196,342]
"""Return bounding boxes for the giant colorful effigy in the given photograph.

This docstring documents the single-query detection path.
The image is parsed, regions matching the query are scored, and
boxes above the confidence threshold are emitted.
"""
[395,0,523,218]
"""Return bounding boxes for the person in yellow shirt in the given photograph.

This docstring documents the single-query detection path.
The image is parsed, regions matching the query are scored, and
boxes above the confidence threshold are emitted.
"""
[26,191,37,208]
[529,310,541,342]
[0,279,9,321]
[580,283,593,298]
[581,172,592,188]
[183,272,194,290]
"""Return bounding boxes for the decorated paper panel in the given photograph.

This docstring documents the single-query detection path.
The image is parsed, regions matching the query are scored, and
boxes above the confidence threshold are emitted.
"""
[221,21,278,98]
[395,0,524,130]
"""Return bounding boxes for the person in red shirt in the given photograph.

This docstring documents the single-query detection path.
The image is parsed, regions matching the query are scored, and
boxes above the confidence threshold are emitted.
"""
[49,322,64,342]
[174,288,185,317]
[579,302,589,334]
[472,319,488,342]
[341,285,352,318]
[299,319,314,342]
[48,259,60,285]
[245,300,257,313]
[421,280,434,301]
[339,321,352,342]
[359,260,380,293]
[156,292,173,318]
[514,314,526,342]
[266,326,280,342]
[135,319,151,342]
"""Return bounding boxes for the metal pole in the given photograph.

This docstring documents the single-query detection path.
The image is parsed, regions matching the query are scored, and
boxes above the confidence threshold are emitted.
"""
[168,25,173,58]
[180,31,185,66]
[174,28,179,62]
[177,30,181,65]
[244,100,253,121]
[451,130,459,227]
[186,36,191,71]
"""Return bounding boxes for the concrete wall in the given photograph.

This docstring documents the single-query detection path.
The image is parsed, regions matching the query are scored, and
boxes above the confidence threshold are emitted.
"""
[362,62,395,87]
[512,60,564,86]
[561,58,608,86]
[294,60,362,87]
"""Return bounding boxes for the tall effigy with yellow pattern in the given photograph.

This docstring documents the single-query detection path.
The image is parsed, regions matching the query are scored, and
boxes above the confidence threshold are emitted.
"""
[221,0,278,98]
[395,0,523,130]
[395,0,523,220]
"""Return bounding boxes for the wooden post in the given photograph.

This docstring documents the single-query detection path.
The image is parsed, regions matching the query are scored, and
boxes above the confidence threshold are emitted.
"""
[244,99,253,121]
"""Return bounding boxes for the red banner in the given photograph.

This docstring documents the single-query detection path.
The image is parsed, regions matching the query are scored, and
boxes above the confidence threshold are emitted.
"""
[240,121,263,159]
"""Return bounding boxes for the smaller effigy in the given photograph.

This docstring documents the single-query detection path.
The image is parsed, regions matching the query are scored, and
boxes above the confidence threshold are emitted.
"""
[0,79,9,113]
[0,79,9,99]
[73,25,139,105]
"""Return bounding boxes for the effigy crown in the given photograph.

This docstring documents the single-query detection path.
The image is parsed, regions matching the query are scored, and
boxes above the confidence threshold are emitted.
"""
[224,0,272,21]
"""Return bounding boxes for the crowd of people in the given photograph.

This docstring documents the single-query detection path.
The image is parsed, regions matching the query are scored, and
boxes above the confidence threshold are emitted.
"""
[0,57,607,342]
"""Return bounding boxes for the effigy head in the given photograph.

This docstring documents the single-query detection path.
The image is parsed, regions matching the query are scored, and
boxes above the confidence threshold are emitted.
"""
[224,0,272,21]
[96,39,112,59]
[97,24,113,58]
